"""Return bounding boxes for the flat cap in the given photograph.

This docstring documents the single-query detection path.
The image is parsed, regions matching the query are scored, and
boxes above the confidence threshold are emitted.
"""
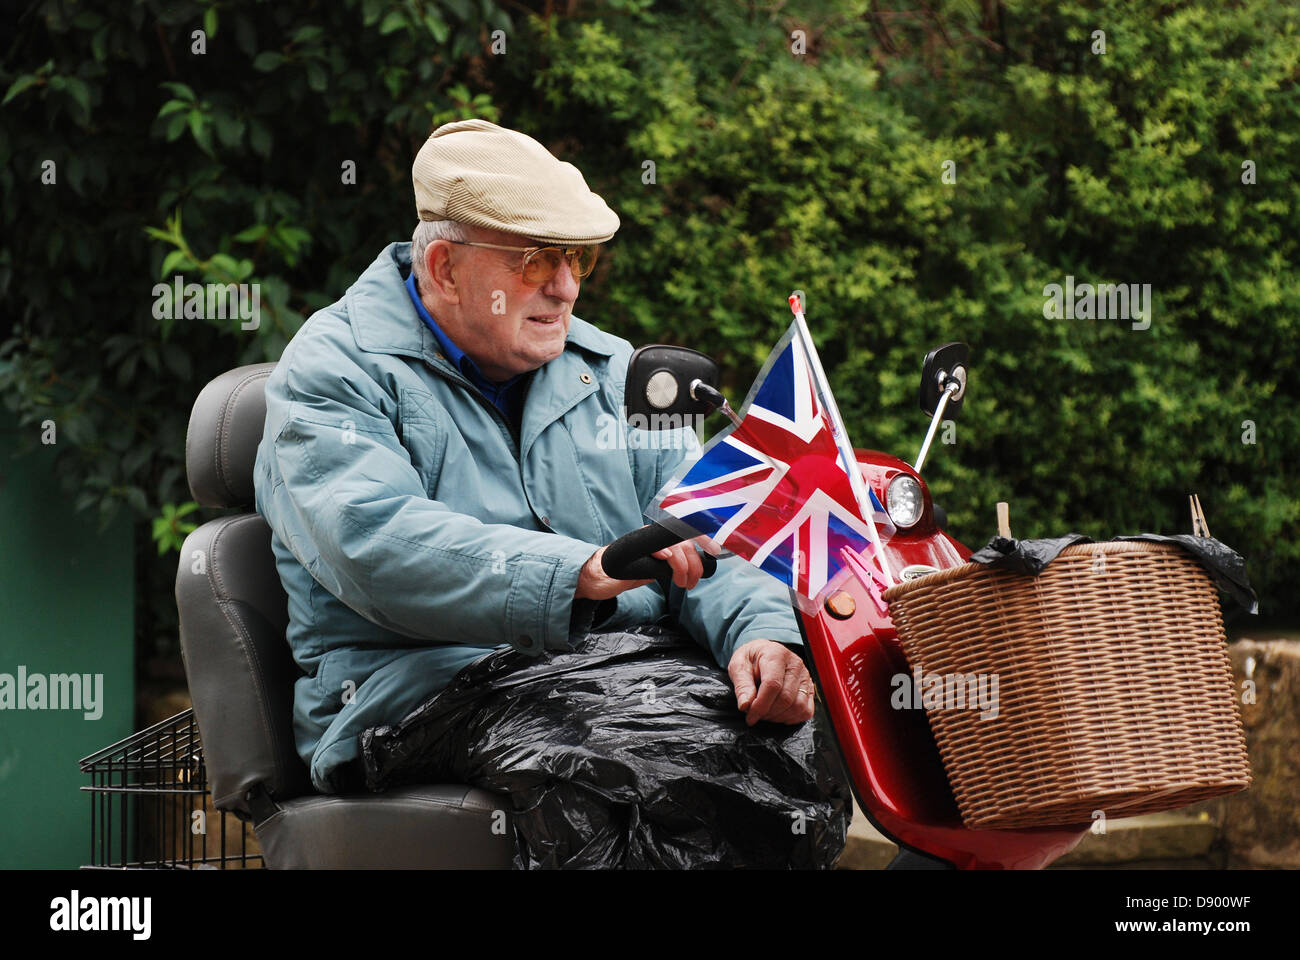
[412,119,619,243]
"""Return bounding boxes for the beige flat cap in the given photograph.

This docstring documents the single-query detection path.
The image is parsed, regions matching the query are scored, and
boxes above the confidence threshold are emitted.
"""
[412,119,619,243]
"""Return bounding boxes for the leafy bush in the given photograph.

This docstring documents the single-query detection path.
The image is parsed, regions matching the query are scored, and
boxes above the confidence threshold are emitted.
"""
[501,0,1300,619]
[2,0,1296,678]
[1,0,511,662]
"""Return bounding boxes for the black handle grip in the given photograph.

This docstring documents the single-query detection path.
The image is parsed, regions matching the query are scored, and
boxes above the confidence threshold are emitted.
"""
[601,522,718,588]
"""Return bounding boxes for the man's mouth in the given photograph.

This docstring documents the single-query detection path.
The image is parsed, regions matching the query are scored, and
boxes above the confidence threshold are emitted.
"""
[527,315,564,325]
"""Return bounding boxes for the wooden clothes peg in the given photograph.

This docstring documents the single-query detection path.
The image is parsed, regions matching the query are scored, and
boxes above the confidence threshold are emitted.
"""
[1189,494,1211,538]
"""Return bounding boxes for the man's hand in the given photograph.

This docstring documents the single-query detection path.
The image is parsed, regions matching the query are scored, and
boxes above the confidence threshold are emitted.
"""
[652,533,720,590]
[728,638,816,726]
[576,535,717,600]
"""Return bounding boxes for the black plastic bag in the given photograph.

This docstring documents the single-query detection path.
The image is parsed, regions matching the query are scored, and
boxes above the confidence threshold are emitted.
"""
[968,533,1258,614]
[359,623,853,869]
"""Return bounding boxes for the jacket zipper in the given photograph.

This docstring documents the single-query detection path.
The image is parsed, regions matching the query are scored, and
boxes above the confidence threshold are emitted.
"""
[422,361,553,530]
[424,361,520,456]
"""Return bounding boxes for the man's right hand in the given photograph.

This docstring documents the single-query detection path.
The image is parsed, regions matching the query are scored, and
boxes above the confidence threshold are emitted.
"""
[576,536,716,600]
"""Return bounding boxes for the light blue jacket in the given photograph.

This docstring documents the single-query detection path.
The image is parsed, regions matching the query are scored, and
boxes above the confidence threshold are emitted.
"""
[253,242,803,792]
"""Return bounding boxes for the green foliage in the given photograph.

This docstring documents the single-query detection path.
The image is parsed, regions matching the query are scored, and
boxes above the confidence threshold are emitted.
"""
[0,0,510,659]
[499,0,1300,618]
[152,500,199,554]
[2,0,1296,675]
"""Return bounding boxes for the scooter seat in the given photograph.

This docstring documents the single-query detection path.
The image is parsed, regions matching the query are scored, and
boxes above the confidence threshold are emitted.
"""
[254,784,514,869]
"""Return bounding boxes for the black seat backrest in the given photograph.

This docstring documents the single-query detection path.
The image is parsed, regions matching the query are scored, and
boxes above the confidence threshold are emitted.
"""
[175,363,313,815]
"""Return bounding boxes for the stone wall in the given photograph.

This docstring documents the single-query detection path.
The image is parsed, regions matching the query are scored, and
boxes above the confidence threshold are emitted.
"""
[1184,635,1300,869]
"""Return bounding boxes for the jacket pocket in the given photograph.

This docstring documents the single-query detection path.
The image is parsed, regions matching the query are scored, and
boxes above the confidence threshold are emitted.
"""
[398,386,448,497]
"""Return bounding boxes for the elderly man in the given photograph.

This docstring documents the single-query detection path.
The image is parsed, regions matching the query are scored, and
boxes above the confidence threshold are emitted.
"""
[254,119,849,867]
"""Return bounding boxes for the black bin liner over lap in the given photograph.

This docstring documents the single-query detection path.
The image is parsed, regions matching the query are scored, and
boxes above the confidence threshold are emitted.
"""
[359,624,853,869]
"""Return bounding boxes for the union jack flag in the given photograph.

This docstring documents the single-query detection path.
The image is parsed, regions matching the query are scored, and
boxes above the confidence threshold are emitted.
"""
[649,321,892,606]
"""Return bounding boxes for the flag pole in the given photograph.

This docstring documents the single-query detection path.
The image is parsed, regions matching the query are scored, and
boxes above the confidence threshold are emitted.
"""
[787,293,895,585]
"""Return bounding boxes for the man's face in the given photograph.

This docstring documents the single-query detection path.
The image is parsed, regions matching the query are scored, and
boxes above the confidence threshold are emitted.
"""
[431,225,585,382]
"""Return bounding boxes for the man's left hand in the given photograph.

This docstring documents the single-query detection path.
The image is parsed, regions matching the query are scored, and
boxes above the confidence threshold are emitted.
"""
[727,639,816,726]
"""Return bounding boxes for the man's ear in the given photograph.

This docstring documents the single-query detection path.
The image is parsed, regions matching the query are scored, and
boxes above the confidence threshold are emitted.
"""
[422,241,460,305]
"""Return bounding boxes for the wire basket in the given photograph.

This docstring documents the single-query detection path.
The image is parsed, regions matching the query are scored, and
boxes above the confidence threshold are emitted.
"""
[79,709,263,869]
[881,541,1251,830]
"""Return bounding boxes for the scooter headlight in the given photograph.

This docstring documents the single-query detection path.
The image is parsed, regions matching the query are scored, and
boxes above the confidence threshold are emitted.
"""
[887,474,925,529]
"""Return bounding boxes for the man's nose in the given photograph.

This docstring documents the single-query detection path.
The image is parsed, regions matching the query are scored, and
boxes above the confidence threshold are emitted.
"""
[541,256,581,302]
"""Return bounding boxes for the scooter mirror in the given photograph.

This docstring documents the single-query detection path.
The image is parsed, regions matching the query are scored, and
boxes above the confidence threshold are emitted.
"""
[919,342,971,418]
[624,345,721,426]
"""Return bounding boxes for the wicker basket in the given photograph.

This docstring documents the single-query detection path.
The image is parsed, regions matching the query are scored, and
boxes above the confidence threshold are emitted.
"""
[880,541,1250,830]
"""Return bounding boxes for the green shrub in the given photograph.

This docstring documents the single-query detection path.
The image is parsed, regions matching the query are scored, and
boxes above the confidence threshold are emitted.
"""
[2,0,1295,670]
[1,0,511,661]
[502,0,1300,619]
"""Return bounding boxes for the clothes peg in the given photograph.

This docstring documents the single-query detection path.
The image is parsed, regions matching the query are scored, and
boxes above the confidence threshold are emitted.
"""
[839,546,890,614]
[1189,494,1211,538]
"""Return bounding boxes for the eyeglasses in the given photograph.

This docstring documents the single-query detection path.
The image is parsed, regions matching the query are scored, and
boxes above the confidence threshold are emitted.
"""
[445,240,600,286]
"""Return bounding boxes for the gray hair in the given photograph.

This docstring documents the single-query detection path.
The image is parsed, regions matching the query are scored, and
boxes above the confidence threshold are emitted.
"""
[411,219,470,281]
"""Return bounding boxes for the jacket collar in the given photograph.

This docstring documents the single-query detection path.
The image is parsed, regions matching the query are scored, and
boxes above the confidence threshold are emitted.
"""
[346,243,618,459]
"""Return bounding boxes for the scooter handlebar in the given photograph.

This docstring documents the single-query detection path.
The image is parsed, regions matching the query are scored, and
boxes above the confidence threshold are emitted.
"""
[601,522,718,588]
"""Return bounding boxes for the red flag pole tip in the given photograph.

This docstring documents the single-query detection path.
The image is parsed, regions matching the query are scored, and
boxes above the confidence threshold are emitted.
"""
[788,293,801,314]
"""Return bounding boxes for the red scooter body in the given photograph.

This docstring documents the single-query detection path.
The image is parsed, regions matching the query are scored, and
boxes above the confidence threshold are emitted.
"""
[800,451,1090,869]
[615,338,1090,868]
